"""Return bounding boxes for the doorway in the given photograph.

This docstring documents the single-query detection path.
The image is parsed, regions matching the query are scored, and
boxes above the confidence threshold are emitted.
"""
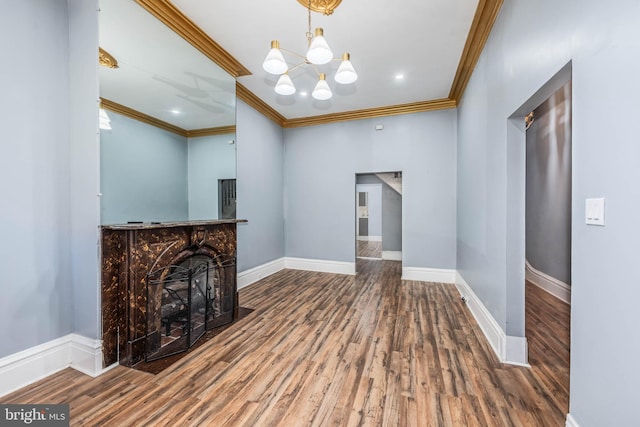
[218,178,236,219]
[355,172,402,267]
[524,81,572,413]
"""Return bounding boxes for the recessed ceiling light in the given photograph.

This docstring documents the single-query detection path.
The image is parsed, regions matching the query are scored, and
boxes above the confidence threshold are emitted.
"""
[395,74,405,80]
[170,109,181,114]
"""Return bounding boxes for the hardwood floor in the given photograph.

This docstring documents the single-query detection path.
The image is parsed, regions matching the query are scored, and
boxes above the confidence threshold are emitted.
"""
[357,240,382,258]
[2,260,568,426]
[525,280,571,415]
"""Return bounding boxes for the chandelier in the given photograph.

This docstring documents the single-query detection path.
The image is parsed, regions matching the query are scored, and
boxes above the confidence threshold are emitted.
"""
[262,0,358,100]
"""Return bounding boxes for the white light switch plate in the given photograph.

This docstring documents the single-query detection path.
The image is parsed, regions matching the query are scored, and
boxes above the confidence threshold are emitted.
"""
[585,198,605,226]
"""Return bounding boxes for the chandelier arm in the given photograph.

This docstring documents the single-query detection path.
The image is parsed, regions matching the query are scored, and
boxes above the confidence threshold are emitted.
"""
[308,62,322,76]
[287,62,308,73]
[279,47,307,61]
[265,0,352,99]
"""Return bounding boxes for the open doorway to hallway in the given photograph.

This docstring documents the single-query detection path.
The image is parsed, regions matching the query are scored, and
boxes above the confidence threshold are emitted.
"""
[355,172,402,268]
[524,81,572,414]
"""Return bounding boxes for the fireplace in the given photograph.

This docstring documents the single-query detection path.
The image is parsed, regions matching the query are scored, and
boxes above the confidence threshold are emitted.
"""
[101,220,246,367]
[144,254,235,361]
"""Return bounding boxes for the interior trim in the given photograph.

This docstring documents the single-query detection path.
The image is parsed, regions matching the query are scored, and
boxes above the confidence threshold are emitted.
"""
[566,414,581,427]
[0,334,113,398]
[100,98,235,138]
[243,0,501,126]
[284,99,457,128]
[284,257,356,276]
[402,267,456,284]
[455,271,530,366]
[100,98,185,136]
[449,0,504,101]
[134,0,251,78]
[237,86,455,128]
[525,260,571,304]
[98,47,119,69]
[135,0,503,127]
[186,126,236,138]
[382,251,402,261]
[238,258,286,290]
[236,83,287,127]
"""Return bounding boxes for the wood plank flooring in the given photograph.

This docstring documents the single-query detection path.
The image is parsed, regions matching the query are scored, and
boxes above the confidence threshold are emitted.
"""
[2,260,568,426]
[357,240,382,258]
[525,280,570,415]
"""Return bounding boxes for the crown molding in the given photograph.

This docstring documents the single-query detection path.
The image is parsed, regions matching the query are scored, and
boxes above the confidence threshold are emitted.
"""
[236,83,287,127]
[283,98,457,128]
[134,0,251,78]
[98,47,119,69]
[100,98,234,137]
[449,0,504,102]
[100,98,186,136]
[131,0,500,128]
[237,83,455,128]
[186,125,236,138]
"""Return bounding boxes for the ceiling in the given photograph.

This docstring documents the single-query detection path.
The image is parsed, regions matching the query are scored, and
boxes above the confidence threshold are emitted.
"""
[100,0,503,130]
[99,0,236,131]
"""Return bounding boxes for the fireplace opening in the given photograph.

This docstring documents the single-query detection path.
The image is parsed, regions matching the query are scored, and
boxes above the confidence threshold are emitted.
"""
[144,253,236,362]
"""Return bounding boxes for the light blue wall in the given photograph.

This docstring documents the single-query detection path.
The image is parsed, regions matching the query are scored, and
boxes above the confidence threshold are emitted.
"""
[100,111,188,224]
[284,110,456,268]
[69,0,100,340]
[0,0,73,357]
[236,101,285,272]
[188,134,236,220]
[457,0,640,424]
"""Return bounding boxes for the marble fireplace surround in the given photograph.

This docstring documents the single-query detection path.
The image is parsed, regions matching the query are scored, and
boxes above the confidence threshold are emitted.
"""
[101,219,246,367]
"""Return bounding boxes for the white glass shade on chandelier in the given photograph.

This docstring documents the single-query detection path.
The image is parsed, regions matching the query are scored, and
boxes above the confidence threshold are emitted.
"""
[306,28,333,65]
[262,27,358,101]
[263,41,288,75]
[275,73,296,95]
[334,53,357,84]
[311,73,332,100]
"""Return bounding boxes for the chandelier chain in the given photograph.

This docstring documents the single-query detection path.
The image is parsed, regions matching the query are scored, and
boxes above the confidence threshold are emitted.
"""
[306,0,313,46]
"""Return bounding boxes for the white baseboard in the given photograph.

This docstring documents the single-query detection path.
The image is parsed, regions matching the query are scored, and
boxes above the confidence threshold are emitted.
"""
[357,235,382,242]
[0,336,70,397]
[284,257,356,275]
[455,272,530,366]
[0,334,106,397]
[382,251,402,261]
[506,336,529,367]
[525,260,571,304]
[69,334,105,378]
[402,267,456,283]
[566,413,580,427]
[238,258,286,289]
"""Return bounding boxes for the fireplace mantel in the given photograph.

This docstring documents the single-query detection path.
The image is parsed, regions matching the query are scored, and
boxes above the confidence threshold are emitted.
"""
[102,219,247,230]
[100,219,246,367]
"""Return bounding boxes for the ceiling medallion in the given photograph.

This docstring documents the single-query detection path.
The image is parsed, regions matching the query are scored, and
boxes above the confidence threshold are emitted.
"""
[296,0,342,15]
[98,47,119,69]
